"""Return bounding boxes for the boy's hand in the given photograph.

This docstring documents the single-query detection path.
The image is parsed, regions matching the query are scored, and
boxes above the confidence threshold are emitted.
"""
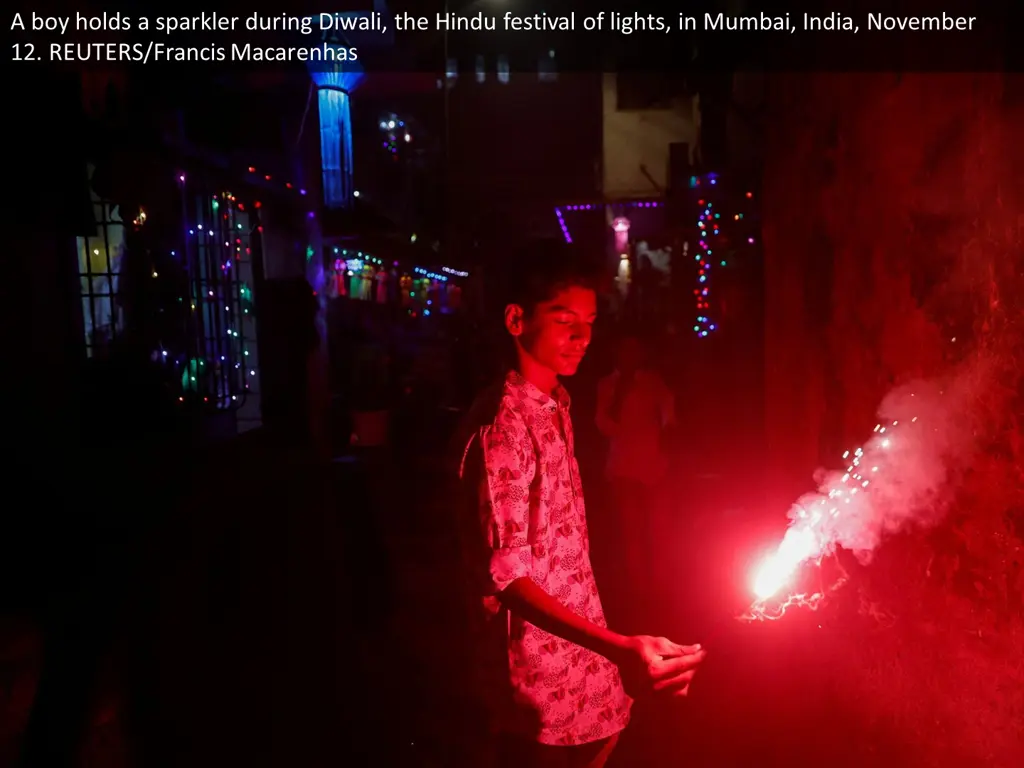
[615,635,706,699]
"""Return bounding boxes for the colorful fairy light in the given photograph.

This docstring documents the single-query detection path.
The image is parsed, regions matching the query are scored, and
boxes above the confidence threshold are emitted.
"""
[175,172,260,407]
[327,247,466,282]
[184,163,310,203]
[693,195,717,337]
[691,176,757,338]
[552,187,757,337]
[96,160,343,407]
[413,266,449,282]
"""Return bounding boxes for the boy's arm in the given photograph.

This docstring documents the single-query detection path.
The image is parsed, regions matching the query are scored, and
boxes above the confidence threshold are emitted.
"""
[498,578,631,664]
[477,420,536,593]
[479,419,630,664]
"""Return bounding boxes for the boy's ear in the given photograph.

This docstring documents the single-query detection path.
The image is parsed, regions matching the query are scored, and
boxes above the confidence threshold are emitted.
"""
[504,303,525,337]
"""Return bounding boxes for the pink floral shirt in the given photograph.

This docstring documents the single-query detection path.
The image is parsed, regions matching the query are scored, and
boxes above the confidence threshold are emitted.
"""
[460,371,631,745]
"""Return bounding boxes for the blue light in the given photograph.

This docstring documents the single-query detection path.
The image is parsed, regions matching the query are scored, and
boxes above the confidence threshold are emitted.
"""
[309,60,364,208]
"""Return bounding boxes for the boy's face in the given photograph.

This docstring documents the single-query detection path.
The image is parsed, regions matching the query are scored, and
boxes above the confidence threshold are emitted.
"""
[507,285,597,377]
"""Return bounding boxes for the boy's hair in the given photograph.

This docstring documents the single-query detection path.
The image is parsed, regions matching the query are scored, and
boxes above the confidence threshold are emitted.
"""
[501,240,600,316]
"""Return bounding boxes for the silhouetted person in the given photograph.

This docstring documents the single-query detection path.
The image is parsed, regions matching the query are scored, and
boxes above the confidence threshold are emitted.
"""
[596,333,675,599]
[20,336,184,767]
[258,277,320,446]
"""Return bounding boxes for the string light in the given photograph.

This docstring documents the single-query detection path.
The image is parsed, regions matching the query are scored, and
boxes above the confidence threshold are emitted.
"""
[413,266,449,282]
[691,174,757,338]
[552,191,758,338]
[175,172,259,407]
[553,200,663,245]
[327,248,467,282]
[694,195,716,337]
[555,207,572,243]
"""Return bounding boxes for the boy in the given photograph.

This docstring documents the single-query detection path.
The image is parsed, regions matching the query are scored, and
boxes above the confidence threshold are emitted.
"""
[459,249,705,767]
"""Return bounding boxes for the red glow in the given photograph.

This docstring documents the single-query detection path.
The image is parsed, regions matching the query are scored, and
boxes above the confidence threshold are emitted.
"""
[743,417,914,621]
[744,591,827,622]
[751,526,819,600]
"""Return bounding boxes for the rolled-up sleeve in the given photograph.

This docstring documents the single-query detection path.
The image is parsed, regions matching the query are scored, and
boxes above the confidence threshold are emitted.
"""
[479,420,535,593]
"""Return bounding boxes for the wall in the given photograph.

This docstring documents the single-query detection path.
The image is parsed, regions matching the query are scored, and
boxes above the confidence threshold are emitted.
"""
[601,73,700,200]
[727,72,766,174]
[762,72,1023,764]
[763,73,1022,483]
[447,72,603,249]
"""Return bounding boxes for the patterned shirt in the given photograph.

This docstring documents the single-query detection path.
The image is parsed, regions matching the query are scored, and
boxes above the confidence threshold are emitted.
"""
[459,371,631,746]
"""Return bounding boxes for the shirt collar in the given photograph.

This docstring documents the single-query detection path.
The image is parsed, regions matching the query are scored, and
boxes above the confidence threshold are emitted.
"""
[505,369,571,412]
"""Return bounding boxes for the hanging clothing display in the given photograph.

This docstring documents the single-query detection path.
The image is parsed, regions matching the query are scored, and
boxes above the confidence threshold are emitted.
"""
[400,274,413,306]
[360,264,374,300]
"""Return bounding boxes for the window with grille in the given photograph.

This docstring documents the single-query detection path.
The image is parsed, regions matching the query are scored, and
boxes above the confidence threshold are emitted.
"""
[77,178,127,357]
[74,166,263,431]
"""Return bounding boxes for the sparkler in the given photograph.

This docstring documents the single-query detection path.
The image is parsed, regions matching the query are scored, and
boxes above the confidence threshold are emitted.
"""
[741,416,920,622]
